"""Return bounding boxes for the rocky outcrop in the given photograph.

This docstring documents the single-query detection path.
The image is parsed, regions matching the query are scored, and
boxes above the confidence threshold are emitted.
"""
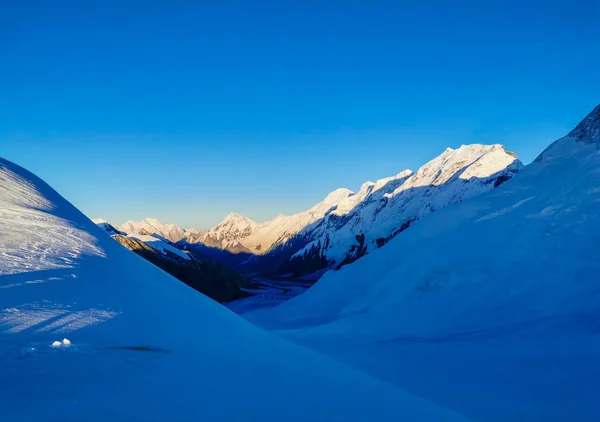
[112,235,252,303]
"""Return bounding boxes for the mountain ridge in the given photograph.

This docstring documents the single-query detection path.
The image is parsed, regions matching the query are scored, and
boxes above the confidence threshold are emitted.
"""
[197,143,522,277]
[117,143,522,278]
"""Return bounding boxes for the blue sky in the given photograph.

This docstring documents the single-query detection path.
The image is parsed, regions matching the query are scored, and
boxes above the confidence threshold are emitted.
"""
[1,1,598,229]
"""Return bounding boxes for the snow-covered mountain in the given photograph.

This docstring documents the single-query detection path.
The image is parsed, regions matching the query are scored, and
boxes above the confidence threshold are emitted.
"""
[243,104,600,422]
[113,144,520,278]
[92,218,254,302]
[226,143,520,277]
[0,156,469,421]
[186,188,356,254]
[92,218,125,236]
[118,217,189,243]
[279,144,522,274]
[187,144,521,278]
[96,218,190,261]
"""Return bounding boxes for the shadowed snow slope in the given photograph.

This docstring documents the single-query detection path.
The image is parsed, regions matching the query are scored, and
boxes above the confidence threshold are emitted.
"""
[245,106,600,422]
[0,157,469,421]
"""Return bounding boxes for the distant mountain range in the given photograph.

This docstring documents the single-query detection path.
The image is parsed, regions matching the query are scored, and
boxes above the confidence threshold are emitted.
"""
[93,220,251,302]
[118,218,192,243]
[112,143,522,279]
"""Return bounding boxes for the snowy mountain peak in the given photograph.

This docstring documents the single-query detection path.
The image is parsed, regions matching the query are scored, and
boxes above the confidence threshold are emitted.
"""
[302,188,356,221]
[92,218,125,236]
[223,212,255,224]
[118,218,187,243]
[567,104,600,144]
[397,168,414,178]
[187,187,357,255]
[359,170,413,194]
[321,188,354,204]
[143,217,162,225]
[406,144,522,189]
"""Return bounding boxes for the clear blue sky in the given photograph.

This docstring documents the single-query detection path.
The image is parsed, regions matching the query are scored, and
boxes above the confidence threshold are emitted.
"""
[1,1,598,229]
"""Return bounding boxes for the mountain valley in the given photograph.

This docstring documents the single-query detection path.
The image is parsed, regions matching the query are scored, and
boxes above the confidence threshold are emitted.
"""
[2,104,599,421]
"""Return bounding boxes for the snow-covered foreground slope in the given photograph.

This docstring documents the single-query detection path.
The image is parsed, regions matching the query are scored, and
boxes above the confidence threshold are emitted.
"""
[244,105,600,421]
[0,158,470,421]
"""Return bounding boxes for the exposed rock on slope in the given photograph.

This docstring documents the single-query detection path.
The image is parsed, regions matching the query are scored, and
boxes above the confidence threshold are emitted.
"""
[94,218,251,303]
[92,218,125,236]
[112,235,251,303]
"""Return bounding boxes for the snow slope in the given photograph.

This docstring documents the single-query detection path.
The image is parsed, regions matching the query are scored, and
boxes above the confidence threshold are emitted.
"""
[0,157,470,421]
[244,105,600,421]
[119,217,188,243]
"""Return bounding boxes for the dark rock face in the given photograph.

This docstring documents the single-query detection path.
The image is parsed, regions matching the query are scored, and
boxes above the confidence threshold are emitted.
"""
[375,218,416,249]
[336,233,368,269]
[493,174,512,188]
[112,235,252,303]
[535,104,600,163]
[97,222,123,236]
[567,104,600,144]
